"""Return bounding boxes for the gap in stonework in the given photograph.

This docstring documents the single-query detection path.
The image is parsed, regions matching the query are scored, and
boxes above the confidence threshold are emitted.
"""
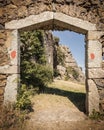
[19,30,86,119]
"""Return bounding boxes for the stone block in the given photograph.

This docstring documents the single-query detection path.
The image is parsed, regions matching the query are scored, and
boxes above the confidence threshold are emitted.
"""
[4,74,19,103]
[0,65,19,74]
[11,0,33,6]
[86,79,99,114]
[94,79,104,88]
[0,32,6,39]
[0,79,7,87]
[0,88,4,95]
[0,75,6,80]
[6,30,19,66]
[17,6,28,18]
[5,11,54,30]
[88,68,104,78]
[87,31,104,40]
[5,30,12,48]
[54,12,97,34]
[86,40,102,68]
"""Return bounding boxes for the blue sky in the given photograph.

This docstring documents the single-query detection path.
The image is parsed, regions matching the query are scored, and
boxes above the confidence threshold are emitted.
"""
[52,31,85,72]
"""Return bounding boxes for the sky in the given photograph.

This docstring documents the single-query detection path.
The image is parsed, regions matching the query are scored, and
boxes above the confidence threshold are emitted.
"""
[52,31,85,72]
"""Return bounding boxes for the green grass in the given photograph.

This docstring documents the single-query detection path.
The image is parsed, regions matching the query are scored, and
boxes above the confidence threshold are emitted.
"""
[44,80,86,112]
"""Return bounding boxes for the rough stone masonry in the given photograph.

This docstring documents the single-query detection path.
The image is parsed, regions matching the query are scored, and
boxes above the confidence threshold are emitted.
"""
[0,0,104,115]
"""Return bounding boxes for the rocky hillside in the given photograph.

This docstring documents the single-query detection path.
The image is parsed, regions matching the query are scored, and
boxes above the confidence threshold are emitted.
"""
[53,37,85,83]
[42,31,85,83]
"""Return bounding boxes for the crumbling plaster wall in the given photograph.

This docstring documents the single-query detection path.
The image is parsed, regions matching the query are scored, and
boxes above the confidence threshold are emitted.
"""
[0,0,104,114]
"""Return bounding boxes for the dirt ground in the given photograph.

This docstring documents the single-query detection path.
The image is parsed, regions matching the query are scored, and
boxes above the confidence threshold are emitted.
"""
[25,80,104,130]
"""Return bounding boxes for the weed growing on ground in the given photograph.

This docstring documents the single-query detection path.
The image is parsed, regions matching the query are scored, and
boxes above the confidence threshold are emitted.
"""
[90,109,104,121]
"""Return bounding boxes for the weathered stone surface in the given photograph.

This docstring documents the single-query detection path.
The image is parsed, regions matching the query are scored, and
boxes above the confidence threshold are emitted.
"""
[0,74,7,80]
[53,42,85,82]
[5,11,97,34]
[11,0,33,6]
[6,30,19,66]
[17,6,28,18]
[57,65,66,78]
[0,74,7,106]
[0,30,9,66]
[54,12,96,34]
[55,0,65,4]
[87,40,102,68]
[93,79,104,88]
[87,31,104,40]
[88,68,104,79]
[99,35,104,46]
[0,0,104,113]
[4,74,19,103]
[86,79,99,114]
[5,11,53,30]
[0,0,102,31]
[0,88,4,95]
[0,65,19,74]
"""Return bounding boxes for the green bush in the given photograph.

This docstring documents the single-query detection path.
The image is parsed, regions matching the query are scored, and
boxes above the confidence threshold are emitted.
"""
[16,84,32,111]
[90,109,104,120]
[19,30,54,110]
[66,66,79,80]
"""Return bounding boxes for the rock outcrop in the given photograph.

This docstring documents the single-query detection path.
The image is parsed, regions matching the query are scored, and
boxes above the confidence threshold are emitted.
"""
[53,38,85,83]
[42,31,85,83]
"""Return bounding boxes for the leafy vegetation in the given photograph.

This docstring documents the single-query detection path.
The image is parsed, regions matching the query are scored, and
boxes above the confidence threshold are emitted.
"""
[16,30,53,111]
[90,109,104,120]
[65,66,79,80]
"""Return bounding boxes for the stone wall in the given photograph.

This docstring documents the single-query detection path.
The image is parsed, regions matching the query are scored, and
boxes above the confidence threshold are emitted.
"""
[0,30,9,66]
[0,0,104,114]
[0,30,9,106]
[0,74,7,107]
[0,0,104,30]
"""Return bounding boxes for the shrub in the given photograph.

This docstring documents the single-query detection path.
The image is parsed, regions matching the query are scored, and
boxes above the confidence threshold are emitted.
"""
[90,109,104,120]
[16,84,32,111]
[19,30,54,111]
[20,31,53,92]
[66,66,79,80]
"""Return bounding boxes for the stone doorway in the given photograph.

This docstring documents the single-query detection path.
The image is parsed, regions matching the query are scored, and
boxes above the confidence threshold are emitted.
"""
[3,11,103,114]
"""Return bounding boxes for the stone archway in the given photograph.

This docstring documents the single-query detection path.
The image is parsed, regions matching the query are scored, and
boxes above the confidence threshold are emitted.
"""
[1,11,103,114]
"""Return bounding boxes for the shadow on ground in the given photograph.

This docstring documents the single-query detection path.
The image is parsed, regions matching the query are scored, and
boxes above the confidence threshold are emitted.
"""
[44,86,86,113]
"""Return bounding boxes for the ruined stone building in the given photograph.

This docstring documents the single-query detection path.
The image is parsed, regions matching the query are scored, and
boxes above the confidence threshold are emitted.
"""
[0,0,104,114]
